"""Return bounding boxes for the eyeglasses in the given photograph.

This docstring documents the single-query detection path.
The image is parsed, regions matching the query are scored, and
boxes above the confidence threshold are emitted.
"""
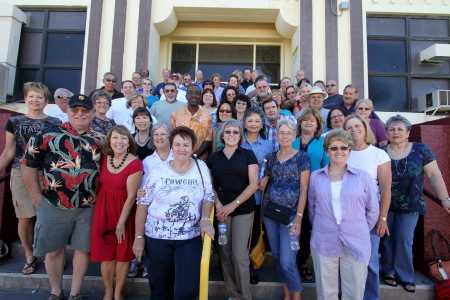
[104,79,117,83]
[325,84,336,88]
[142,82,152,85]
[287,91,296,96]
[69,107,91,114]
[95,101,109,106]
[277,132,294,137]
[357,107,371,111]
[224,130,240,135]
[219,109,232,113]
[164,89,176,93]
[236,101,246,106]
[328,146,349,151]
[56,94,73,99]
[256,86,268,90]
[330,113,344,120]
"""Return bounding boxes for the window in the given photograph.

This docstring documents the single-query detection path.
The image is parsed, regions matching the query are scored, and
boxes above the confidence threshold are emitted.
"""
[366,16,450,112]
[171,43,280,83]
[14,8,86,103]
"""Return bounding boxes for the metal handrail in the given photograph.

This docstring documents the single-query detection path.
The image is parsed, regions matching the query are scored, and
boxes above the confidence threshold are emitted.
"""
[0,173,11,184]
[424,188,442,207]
[199,207,215,300]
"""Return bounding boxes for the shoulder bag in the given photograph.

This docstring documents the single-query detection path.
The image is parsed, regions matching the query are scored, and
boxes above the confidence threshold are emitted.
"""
[428,230,450,283]
[249,203,266,269]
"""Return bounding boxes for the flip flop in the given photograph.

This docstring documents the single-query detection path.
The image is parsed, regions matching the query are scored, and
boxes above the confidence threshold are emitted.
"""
[300,266,313,281]
[400,281,416,293]
[383,273,397,287]
[22,256,37,275]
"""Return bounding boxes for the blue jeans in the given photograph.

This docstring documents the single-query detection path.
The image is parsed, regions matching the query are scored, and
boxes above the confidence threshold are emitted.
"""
[144,235,202,300]
[380,211,419,283]
[263,215,302,292]
[363,227,380,300]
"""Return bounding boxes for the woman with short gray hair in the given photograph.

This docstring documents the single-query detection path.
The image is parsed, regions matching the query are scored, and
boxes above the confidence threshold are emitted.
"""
[380,115,450,293]
[208,118,259,300]
[90,90,116,135]
[262,117,310,300]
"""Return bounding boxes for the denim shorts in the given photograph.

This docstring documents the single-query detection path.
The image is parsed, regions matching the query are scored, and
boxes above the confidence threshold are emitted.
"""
[34,199,93,256]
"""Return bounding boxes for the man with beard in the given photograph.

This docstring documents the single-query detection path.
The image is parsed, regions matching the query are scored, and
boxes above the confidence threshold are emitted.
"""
[336,84,379,119]
[250,78,271,108]
[153,69,171,98]
[45,88,73,122]
[323,79,343,109]
[150,82,187,125]
[140,68,149,79]
[169,85,212,161]
[262,98,296,152]
[179,73,192,92]
[89,72,124,100]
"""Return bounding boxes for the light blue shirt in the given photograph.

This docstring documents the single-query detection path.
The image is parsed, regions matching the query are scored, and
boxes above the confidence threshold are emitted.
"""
[242,134,273,205]
[292,136,329,172]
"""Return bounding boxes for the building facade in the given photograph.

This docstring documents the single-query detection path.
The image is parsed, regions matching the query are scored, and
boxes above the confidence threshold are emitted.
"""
[0,0,449,123]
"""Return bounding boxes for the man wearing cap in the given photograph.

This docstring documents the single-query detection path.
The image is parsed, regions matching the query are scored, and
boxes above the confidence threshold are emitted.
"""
[150,82,187,125]
[45,88,73,122]
[202,79,214,91]
[323,79,343,109]
[295,86,330,133]
[160,73,187,102]
[21,94,104,300]
[89,72,124,100]
[336,84,380,120]
[153,69,171,98]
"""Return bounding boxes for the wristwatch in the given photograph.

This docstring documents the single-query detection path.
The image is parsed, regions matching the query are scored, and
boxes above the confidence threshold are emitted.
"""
[235,200,241,206]
[440,198,450,202]
[135,235,144,239]
[379,216,387,221]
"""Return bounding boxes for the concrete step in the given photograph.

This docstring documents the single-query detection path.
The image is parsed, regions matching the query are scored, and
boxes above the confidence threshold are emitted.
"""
[0,254,436,300]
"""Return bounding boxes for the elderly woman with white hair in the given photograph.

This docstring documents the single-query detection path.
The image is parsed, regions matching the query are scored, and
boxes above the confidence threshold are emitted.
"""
[262,118,310,300]
[208,118,259,300]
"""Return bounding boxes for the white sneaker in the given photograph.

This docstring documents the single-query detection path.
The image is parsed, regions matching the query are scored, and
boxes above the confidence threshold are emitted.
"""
[142,265,148,277]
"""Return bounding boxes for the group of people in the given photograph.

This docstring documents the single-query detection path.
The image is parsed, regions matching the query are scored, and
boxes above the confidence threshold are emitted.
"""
[1,65,450,300]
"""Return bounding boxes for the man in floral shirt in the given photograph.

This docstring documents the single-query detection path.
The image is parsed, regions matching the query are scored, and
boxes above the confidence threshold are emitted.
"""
[22,94,104,300]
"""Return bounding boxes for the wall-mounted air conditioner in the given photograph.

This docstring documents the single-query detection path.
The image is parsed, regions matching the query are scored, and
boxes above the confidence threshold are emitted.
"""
[418,90,450,113]
[0,64,8,103]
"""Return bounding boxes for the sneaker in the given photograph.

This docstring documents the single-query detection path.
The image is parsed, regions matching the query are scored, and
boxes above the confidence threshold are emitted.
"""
[142,265,148,277]
[48,290,64,300]
[68,294,83,300]
[128,258,139,278]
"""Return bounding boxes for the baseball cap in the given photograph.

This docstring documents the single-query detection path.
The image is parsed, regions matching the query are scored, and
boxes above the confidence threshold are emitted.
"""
[68,94,93,110]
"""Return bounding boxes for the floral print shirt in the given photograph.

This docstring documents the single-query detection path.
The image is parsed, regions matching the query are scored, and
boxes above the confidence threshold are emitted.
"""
[381,142,436,215]
[21,123,105,209]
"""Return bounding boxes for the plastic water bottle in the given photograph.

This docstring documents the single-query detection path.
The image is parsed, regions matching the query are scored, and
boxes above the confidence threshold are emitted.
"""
[218,222,227,245]
[258,159,267,180]
[289,232,300,250]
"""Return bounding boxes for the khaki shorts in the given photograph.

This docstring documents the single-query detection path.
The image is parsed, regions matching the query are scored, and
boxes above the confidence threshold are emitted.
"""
[33,199,93,256]
[10,168,43,218]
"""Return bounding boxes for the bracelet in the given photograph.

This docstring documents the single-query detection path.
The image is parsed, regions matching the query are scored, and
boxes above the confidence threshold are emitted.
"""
[440,198,450,202]
[235,200,241,206]
[116,225,126,230]
[296,213,303,217]
[200,218,210,221]
[135,235,144,239]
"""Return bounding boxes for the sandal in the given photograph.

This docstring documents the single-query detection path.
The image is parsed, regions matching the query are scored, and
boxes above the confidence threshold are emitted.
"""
[300,266,313,281]
[383,273,397,287]
[22,256,37,275]
[400,281,416,293]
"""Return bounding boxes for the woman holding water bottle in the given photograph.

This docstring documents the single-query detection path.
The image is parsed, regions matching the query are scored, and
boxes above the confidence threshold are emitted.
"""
[262,119,310,300]
[308,129,379,300]
[207,118,259,300]
[241,107,273,285]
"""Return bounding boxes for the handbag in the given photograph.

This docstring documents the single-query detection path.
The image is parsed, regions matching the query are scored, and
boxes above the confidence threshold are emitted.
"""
[249,204,265,269]
[263,200,291,225]
[428,230,450,283]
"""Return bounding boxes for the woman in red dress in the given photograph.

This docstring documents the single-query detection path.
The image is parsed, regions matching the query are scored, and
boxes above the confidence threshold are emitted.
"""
[91,125,143,300]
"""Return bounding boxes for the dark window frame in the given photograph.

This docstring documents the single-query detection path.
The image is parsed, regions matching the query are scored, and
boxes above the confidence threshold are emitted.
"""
[367,14,450,112]
[14,7,86,103]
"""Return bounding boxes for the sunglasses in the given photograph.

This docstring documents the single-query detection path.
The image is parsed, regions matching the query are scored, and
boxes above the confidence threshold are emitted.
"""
[330,113,344,120]
[287,91,296,96]
[56,94,73,99]
[236,101,246,106]
[102,228,116,244]
[164,89,176,93]
[328,146,349,151]
[357,107,371,111]
[325,84,336,88]
[104,79,117,83]
[224,130,240,135]
[219,109,232,113]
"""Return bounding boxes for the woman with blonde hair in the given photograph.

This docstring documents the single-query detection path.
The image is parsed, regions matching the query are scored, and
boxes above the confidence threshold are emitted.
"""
[355,99,388,147]
[344,114,391,300]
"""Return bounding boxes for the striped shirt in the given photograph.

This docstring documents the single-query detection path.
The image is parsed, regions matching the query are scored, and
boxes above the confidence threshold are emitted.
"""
[308,165,379,263]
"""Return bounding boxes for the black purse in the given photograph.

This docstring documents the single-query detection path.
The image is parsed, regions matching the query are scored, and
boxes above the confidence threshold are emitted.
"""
[262,152,292,225]
[263,200,291,225]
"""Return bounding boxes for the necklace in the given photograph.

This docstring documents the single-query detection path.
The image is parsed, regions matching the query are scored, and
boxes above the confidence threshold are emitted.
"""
[136,133,150,145]
[393,157,408,176]
[110,152,129,169]
[329,166,346,175]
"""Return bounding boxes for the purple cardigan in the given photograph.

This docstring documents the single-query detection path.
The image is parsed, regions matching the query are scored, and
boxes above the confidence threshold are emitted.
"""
[308,165,379,262]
